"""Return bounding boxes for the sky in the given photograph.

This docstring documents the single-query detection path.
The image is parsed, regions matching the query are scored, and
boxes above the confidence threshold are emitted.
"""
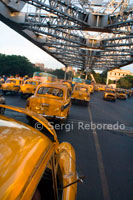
[0,21,133,72]
[0,22,64,69]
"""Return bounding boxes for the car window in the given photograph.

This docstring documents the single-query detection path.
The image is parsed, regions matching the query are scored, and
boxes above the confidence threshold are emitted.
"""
[25,81,36,85]
[75,86,88,92]
[118,91,125,93]
[67,89,71,98]
[32,160,54,200]
[37,87,63,97]
[6,80,16,83]
[106,90,115,93]
[32,158,63,200]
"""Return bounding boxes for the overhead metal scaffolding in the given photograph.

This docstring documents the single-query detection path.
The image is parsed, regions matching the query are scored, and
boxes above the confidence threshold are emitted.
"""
[0,0,133,71]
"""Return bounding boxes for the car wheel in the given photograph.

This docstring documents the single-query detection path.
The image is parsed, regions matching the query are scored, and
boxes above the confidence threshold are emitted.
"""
[21,93,24,98]
[84,101,89,106]
[0,105,5,115]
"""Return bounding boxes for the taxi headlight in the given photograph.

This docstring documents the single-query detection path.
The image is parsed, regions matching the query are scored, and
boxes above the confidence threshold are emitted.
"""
[61,105,64,111]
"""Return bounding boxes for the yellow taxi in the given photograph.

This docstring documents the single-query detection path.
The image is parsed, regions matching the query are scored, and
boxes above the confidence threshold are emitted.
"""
[126,89,132,98]
[103,89,116,101]
[71,83,90,106]
[0,104,80,200]
[88,84,94,94]
[98,85,105,91]
[94,85,99,92]
[2,78,23,94]
[0,78,5,90]
[20,79,41,98]
[116,90,127,100]
[26,83,71,121]
[61,81,72,93]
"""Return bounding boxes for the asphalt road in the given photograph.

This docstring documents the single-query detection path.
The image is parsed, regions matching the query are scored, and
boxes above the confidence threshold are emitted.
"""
[3,92,133,200]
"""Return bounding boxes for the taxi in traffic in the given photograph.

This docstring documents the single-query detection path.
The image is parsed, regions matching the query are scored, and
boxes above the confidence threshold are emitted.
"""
[103,89,116,101]
[0,78,5,90]
[71,83,90,105]
[26,83,71,121]
[98,85,105,91]
[0,104,79,200]
[61,81,72,93]
[2,78,23,94]
[116,90,127,100]
[20,79,41,98]
[88,84,94,94]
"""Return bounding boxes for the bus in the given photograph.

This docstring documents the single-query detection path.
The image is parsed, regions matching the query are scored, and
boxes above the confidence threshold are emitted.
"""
[33,72,58,83]
[72,78,85,87]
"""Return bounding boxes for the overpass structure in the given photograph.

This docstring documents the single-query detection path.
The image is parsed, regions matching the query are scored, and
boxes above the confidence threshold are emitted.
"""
[0,0,133,71]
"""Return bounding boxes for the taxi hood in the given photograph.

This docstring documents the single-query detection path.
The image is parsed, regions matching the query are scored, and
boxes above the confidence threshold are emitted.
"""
[0,104,58,143]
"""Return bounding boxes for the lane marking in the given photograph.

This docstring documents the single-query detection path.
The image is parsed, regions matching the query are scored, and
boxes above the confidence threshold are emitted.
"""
[88,106,111,200]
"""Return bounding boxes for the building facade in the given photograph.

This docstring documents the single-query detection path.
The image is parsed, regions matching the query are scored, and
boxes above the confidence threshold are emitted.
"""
[106,69,133,84]
[35,63,45,71]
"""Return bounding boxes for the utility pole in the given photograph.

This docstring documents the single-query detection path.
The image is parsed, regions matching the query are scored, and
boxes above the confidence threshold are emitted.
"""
[85,72,88,80]
[64,66,67,80]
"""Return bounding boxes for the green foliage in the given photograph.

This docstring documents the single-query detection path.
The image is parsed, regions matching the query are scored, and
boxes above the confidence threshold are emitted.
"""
[51,69,65,79]
[108,79,114,84]
[0,54,42,77]
[73,70,107,84]
[52,69,73,80]
[92,70,107,84]
[117,75,133,89]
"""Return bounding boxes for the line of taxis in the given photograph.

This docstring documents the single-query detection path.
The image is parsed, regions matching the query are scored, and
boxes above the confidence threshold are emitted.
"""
[26,81,92,123]
[0,75,132,199]
[0,77,93,122]
[0,77,92,199]
[103,88,132,101]
[1,77,41,97]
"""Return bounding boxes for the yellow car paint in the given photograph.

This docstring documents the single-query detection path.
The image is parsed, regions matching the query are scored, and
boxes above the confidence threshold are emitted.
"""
[26,83,71,121]
[0,104,78,200]
[20,79,41,96]
[71,83,90,104]
[104,89,116,101]
[116,90,127,100]
[2,78,23,94]
[88,85,94,94]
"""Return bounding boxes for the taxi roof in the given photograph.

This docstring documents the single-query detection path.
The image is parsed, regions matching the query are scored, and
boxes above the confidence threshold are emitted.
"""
[74,83,89,88]
[0,115,54,199]
[38,82,68,90]
[25,78,40,82]
[6,78,21,80]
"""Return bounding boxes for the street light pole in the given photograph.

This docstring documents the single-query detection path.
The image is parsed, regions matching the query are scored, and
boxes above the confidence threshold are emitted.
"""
[64,66,67,80]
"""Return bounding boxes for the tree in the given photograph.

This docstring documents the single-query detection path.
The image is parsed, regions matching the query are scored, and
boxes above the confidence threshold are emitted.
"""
[52,69,65,79]
[0,54,42,77]
[92,70,107,84]
[117,75,133,89]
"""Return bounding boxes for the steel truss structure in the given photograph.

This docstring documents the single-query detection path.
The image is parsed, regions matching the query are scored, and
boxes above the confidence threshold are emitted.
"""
[0,0,133,71]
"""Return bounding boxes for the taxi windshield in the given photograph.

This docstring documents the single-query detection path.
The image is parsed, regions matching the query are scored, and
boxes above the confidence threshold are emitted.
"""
[75,86,88,92]
[106,90,115,93]
[25,81,36,85]
[6,80,16,83]
[37,87,63,97]
[118,91,126,94]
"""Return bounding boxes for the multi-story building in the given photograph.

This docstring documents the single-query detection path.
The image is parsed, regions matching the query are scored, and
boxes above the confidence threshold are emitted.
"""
[106,69,133,84]
[35,63,45,71]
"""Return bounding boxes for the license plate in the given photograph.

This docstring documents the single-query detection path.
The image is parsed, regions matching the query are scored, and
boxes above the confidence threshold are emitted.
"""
[41,103,49,111]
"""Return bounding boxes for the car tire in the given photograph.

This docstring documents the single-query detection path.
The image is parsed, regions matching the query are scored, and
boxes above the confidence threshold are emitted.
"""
[21,93,24,98]
[0,104,5,115]
[84,101,89,106]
